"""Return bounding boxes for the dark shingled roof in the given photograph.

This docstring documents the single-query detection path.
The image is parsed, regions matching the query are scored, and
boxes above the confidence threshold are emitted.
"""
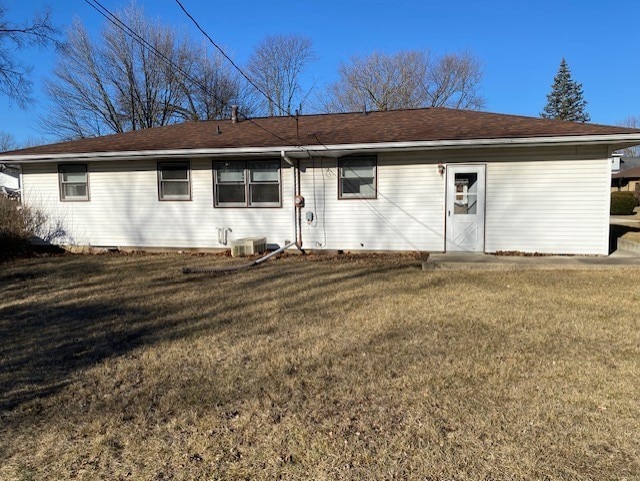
[612,165,640,179]
[4,108,640,156]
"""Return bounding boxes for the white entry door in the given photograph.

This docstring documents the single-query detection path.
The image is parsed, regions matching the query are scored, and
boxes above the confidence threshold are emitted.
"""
[446,165,486,252]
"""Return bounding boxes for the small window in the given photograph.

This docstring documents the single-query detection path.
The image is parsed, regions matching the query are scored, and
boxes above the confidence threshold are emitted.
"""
[158,161,191,201]
[339,157,377,199]
[214,160,281,207]
[59,164,89,201]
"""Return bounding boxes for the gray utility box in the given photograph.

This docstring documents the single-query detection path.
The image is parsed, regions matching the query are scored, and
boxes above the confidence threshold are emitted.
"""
[230,237,267,257]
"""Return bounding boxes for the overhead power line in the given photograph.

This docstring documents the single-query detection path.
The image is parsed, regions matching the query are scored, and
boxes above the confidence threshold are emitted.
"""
[174,0,291,118]
[84,0,420,254]
[81,0,294,145]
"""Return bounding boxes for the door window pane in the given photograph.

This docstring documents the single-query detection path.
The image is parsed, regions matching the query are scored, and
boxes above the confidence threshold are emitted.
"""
[453,173,477,215]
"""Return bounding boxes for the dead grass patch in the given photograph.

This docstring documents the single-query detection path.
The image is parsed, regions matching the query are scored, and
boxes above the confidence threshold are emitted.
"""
[1,253,639,480]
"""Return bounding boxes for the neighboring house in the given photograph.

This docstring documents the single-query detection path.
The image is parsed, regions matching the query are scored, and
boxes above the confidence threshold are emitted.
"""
[0,166,20,197]
[1,108,640,255]
[612,156,640,192]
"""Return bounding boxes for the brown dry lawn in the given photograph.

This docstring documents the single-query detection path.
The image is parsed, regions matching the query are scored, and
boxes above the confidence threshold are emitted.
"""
[0,253,639,480]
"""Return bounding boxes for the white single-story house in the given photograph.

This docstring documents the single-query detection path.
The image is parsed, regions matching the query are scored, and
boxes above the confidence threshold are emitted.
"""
[2,108,640,255]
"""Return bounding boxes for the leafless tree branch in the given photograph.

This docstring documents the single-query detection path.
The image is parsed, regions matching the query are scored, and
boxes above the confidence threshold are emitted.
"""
[323,49,484,113]
[0,2,60,107]
[247,34,316,116]
[41,3,248,140]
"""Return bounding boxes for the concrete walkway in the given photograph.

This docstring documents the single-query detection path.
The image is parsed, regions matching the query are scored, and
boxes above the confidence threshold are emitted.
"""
[425,214,640,269]
[424,211,640,270]
[425,250,640,270]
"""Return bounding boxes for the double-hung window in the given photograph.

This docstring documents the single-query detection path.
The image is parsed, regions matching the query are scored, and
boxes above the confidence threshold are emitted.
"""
[59,164,89,201]
[158,161,191,201]
[214,160,281,207]
[338,156,377,199]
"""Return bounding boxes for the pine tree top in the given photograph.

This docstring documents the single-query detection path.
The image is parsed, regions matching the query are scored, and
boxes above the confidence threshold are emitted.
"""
[541,58,590,123]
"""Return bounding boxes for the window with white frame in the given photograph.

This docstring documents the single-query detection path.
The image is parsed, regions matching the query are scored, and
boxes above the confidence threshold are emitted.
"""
[338,156,377,199]
[213,160,281,207]
[158,161,191,201]
[59,164,89,201]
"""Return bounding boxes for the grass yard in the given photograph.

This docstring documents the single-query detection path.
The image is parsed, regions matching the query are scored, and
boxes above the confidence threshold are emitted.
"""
[0,253,639,480]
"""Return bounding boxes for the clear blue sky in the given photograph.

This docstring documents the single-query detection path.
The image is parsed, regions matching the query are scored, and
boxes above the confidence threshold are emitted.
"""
[2,0,639,146]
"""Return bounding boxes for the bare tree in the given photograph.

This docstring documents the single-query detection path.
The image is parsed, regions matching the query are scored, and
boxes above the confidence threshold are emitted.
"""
[426,51,484,110]
[247,34,316,116]
[323,49,484,113]
[0,131,18,152]
[179,49,247,121]
[617,116,640,157]
[0,2,59,107]
[324,51,427,112]
[42,3,245,139]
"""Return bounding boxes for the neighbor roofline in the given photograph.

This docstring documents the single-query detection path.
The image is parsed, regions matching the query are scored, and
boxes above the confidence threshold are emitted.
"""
[3,133,640,163]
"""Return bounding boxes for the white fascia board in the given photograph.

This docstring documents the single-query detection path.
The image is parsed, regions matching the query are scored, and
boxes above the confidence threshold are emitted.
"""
[4,133,640,163]
[1,146,286,163]
[294,134,640,157]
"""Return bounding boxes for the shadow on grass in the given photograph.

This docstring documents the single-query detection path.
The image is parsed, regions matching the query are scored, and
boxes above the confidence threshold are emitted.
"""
[0,254,419,416]
[0,300,150,413]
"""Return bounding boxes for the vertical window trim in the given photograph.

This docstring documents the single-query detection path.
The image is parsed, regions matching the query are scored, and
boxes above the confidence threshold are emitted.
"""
[158,161,192,201]
[58,164,90,202]
[338,156,378,200]
[213,160,282,208]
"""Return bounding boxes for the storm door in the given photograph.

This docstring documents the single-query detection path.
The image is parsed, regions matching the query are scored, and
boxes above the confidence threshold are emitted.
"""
[445,165,486,252]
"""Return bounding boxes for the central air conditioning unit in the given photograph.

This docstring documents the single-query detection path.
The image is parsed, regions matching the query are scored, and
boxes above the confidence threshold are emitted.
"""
[230,237,267,257]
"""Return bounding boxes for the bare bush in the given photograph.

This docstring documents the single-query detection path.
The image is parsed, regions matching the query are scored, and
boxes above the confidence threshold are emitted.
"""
[0,197,65,256]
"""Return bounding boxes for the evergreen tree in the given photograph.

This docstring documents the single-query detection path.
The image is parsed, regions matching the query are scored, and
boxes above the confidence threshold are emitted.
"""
[541,58,590,122]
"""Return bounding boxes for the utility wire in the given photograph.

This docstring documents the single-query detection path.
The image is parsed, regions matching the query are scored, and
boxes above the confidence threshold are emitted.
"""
[174,0,291,118]
[84,0,420,253]
[81,0,294,146]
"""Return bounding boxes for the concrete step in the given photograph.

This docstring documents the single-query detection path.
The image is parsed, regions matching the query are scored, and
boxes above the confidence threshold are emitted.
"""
[617,237,640,253]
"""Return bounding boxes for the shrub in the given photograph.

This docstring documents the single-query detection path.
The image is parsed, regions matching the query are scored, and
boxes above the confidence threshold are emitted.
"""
[611,191,637,215]
[0,197,28,256]
[0,196,60,257]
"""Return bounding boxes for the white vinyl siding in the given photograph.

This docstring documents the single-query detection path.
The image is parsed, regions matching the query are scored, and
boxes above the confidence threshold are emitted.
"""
[22,160,293,249]
[300,154,445,252]
[19,147,611,255]
[484,159,610,255]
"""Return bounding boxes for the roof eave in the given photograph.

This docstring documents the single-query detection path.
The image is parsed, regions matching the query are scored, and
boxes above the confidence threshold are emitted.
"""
[3,133,640,163]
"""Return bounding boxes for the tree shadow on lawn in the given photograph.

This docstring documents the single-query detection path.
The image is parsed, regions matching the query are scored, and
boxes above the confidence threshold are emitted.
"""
[0,254,420,416]
[0,299,151,413]
[0,256,195,414]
